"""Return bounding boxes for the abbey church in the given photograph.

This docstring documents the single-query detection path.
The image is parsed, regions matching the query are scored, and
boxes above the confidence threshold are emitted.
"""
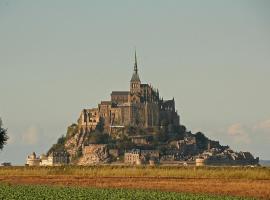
[77,52,180,134]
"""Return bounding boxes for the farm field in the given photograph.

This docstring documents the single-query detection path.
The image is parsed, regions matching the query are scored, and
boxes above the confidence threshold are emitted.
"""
[0,166,269,199]
[0,184,255,200]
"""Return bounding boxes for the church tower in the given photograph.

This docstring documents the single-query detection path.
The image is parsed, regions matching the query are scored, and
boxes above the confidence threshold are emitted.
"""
[130,51,141,103]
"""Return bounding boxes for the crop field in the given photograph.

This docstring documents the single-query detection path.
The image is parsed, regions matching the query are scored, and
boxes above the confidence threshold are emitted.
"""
[0,165,269,179]
[0,166,269,199]
[0,184,254,200]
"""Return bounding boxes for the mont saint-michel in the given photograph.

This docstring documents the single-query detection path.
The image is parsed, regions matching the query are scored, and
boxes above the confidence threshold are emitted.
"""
[2,2,270,199]
[26,53,259,167]
[24,53,260,167]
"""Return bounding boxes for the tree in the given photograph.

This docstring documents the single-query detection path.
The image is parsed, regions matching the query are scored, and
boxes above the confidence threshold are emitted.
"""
[0,118,8,150]
[115,135,134,151]
[66,124,78,139]
[126,126,137,135]
[57,135,66,145]
[47,135,66,155]
[195,132,208,151]
[95,117,105,133]
[156,128,169,143]
[88,132,110,144]
[177,125,187,135]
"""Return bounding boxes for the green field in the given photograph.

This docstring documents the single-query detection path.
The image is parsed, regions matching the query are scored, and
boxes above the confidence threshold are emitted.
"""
[0,184,254,200]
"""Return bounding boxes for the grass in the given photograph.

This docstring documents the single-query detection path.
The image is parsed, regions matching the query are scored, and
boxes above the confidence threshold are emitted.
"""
[0,166,269,180]
[0,184,255,200]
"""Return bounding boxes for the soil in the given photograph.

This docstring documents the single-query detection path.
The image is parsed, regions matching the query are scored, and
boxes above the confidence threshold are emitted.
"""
[0,176,269,199]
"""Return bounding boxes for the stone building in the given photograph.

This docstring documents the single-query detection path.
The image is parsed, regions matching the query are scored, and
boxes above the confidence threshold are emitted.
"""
[77,52,180,135]
[124,149,141,165]
[26,152,40,166]
[130,135,152,145]
[40,154,52,166]
[40,152,69,166]
[141,149,160,159]
[26,151,69,166]
[124,149,160,165]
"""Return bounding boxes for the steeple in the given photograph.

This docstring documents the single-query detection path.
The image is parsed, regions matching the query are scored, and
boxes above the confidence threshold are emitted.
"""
[131,50,140,82]
[134,50,138,74]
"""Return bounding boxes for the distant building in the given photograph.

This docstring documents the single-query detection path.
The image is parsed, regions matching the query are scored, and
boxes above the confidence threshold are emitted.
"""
[130,135,152,145]
[41,152,69,166]
[26,151,69,167]
[124,149,141,165]
[124,149,160,165]
[77,52,180,135]
[40,154,53,166]
[26,152,40,166]
[141,149,160,159]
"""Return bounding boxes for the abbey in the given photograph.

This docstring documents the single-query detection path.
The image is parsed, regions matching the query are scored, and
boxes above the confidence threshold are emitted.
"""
[44,52,259,167]
[77,52,180,134]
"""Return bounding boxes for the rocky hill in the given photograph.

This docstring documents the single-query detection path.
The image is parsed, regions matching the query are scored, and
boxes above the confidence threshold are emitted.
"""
[47,119,259,166]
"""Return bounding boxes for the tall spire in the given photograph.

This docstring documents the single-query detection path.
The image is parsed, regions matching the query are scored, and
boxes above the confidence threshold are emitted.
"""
[134,50,138,74]
[130,50,140,82]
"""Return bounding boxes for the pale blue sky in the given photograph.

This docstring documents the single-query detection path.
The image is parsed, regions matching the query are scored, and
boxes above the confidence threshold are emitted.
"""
[0,0,270,164]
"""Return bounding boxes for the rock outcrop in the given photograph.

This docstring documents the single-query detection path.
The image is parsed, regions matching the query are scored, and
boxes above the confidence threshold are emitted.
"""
[77,144,110,165]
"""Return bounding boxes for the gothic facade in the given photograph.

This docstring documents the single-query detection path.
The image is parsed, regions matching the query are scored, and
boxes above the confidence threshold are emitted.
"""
[77,52,180,134]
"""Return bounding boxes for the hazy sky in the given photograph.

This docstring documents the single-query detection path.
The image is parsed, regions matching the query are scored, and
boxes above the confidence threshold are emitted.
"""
[0,0,270,164]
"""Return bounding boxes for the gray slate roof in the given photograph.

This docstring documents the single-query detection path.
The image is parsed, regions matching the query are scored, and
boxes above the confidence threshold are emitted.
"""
[131,72,140,82]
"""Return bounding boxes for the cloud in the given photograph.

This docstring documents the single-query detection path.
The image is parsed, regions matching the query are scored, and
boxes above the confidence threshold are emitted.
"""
[254,119,270,131]
[227,123,251,144]
[21,126,39,145]
[253,119,270,140]
[203,119,270,159]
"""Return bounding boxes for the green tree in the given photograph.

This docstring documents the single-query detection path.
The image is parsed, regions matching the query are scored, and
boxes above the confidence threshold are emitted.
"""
[88,132,110,144]
[169,125,186,141]
[195,132,208,151]
[95,117,105,133]
[0,118,8,150]
[57,135,66,145]
[126,126,137,135]
[47,135,66,155]
[177,125,186,135]
[116,135,134,151]
[156,128,169,143]
[66,124,78,139]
